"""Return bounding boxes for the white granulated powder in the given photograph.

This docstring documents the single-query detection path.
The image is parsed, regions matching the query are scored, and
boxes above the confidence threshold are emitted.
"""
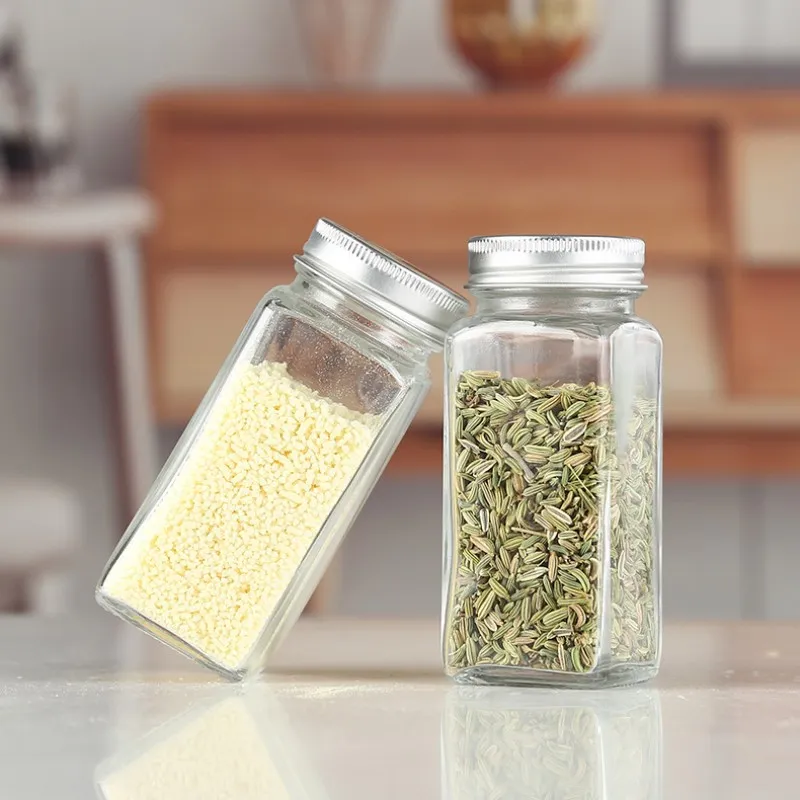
[102,361,375,671]
[97,698,290,800]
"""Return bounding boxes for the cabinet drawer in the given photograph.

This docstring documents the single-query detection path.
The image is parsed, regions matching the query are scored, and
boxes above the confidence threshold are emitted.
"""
[153,268,723,426]
[741,129,800,263]
[733,270,800,397]
[638,270,724,397]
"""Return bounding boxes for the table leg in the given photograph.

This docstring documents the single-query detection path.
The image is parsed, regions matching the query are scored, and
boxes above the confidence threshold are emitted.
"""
[103,235,159,520]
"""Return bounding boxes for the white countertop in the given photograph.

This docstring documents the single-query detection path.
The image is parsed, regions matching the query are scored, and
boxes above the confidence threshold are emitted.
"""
[2,615,800,799]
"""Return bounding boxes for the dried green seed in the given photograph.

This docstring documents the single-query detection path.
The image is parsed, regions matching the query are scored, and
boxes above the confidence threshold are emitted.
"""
[445,371,657,675]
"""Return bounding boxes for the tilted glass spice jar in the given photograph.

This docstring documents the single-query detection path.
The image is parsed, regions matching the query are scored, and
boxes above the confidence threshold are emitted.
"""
[442,236,662,687]
[97,218,469,680]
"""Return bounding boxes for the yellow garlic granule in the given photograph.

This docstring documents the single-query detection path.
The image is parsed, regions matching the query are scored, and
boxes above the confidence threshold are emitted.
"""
[102,361,375,670]
[98,698,291,800]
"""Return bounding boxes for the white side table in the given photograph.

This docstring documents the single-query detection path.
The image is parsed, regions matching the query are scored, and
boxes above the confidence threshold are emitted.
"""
[0,190,159,520]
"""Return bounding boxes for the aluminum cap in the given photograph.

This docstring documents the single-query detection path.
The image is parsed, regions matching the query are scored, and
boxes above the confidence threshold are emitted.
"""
[467,235,646,291]
[296,219,469,345]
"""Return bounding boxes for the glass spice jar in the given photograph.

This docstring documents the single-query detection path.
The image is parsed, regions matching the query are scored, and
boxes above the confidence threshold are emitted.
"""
[442,236,662,687]
[97,218,469,680]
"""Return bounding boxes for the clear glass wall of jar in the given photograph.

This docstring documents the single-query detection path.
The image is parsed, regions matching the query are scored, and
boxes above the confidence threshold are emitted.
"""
[442,236,662,687]
[98,219,469,680]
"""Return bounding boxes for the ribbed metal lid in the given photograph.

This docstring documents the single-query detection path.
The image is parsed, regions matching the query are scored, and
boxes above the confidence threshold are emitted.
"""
[467,235,646,291]
[296,219,469,345]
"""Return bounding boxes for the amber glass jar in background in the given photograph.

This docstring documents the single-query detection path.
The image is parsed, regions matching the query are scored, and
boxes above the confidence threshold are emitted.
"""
[449,0,596,88]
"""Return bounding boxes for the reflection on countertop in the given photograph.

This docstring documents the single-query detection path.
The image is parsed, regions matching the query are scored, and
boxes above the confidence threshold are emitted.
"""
[96,689,329,800]
[95,684,664,800]
[5,617,800,799]
[442,687,661,800]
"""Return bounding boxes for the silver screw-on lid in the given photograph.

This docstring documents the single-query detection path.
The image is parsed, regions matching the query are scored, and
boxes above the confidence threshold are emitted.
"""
[467,235,646,291]
[296,219,469,345]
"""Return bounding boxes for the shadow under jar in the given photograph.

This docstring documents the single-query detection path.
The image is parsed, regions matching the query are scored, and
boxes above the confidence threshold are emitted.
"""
[97,219,468,680]
[442,235,662,688]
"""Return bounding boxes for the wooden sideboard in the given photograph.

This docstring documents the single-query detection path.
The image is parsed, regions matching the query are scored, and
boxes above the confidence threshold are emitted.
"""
[144,90,800,476]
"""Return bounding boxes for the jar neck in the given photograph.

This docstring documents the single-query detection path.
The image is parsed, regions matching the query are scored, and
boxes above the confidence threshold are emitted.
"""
[474,288,637,317]
[288,273,435,363]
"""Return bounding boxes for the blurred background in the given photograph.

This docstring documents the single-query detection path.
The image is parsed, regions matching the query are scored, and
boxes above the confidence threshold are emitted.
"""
[1,0,799,621]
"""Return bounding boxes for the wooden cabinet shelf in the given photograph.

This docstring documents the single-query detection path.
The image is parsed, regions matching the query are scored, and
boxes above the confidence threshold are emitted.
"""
[144,90,800,476]
[666,396,800,430]
[391,425,800,478]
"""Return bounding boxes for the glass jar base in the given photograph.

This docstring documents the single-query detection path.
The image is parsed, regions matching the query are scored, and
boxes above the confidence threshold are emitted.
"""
[96,589,250,682]
[449,662,658,689]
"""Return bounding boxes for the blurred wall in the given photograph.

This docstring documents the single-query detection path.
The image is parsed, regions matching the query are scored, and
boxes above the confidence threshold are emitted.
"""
[9,0,659,186]
[4,0,793,621]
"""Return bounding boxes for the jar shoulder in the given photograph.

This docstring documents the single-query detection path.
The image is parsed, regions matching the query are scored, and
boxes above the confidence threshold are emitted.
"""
[259,283,431,384]
[447,312,662,343]
[613,315,663,356]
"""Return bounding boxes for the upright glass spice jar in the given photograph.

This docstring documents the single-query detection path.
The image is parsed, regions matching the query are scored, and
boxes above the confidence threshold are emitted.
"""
[98,218,469,680]
[442,236,662,687]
